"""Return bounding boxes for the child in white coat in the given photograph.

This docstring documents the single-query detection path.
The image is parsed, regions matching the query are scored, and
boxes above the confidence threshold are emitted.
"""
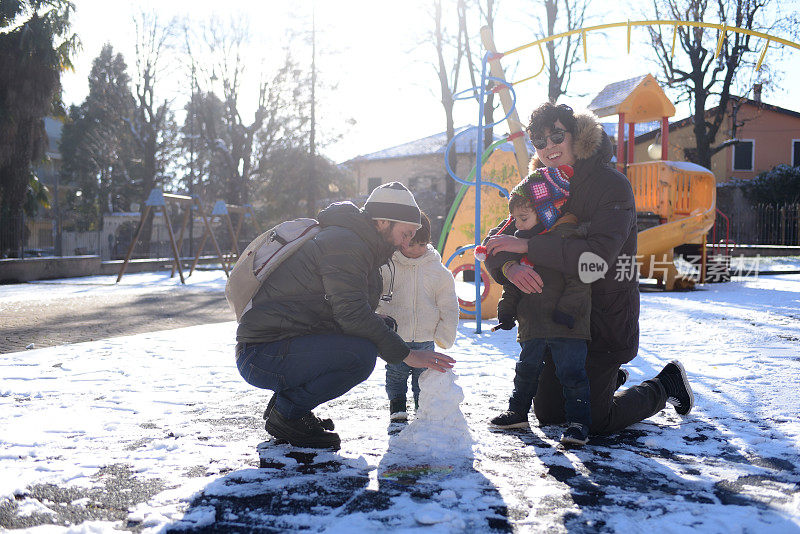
[377,212,459,421]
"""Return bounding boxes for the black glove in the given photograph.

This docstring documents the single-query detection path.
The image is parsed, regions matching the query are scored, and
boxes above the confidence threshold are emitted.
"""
[552,309,575,329]
[382,315,398,332]
[492,315,516,332]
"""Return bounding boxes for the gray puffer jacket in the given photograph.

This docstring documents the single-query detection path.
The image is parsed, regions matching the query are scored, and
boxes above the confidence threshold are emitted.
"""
[236,201,410,364]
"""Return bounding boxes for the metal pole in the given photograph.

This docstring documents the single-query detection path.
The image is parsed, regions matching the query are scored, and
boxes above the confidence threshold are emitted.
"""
[308,2,317,217]
[189,64,196,258]
[474,54,491,334]
[20,211,25,259]
[54,171,62,256]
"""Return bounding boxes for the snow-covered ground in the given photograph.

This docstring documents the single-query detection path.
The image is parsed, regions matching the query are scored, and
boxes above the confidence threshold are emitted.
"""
[1,270,799,532]
[0,270,227,305]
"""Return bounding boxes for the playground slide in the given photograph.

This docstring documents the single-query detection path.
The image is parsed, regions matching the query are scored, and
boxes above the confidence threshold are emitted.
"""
[628,161,717,289]
[638,206,715,258]
[440,158,717,317]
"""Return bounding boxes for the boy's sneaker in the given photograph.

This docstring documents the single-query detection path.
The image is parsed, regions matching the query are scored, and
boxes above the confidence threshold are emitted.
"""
[265,408,341,450]
[489,410,529,429]
[616,368,629,390]
[262,394,335,431]
[390,397,408,422]
[560,423,589,446]
[655,360,694,415]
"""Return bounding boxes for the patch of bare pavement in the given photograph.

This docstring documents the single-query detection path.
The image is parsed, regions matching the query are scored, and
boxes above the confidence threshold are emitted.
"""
[0,287,233,354]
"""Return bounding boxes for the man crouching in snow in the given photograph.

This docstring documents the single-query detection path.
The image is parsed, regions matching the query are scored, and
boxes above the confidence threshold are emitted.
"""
[234,182,455,450]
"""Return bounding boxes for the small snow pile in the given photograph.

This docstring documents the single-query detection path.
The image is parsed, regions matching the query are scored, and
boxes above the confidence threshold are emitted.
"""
[392,369,474,459]
[413,501,456,525]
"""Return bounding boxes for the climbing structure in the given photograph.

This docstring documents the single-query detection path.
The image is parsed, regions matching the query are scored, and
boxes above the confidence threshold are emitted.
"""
[438,22,799,331]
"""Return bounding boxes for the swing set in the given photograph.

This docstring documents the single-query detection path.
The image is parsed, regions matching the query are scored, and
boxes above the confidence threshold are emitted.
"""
[116,189,260,284]
[187,200,260,277]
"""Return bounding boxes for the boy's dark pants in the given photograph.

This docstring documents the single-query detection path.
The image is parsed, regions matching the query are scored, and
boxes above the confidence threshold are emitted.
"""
[236,334,378,420]
[509,338,591,427]
[385,340,433,404]
[533,343,667,434]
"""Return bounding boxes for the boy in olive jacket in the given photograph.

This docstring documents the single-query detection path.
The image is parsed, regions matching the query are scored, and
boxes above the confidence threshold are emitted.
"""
[487,166,592,446]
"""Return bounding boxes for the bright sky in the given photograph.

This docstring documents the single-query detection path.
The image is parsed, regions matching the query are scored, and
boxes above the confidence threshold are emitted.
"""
[61,0,800,165]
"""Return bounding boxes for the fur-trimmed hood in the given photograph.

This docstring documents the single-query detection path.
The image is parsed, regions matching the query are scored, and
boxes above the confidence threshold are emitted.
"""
[529,109,607,174]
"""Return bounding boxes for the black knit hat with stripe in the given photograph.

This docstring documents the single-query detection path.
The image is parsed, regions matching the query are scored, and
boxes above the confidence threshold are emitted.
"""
[364,182,422,229]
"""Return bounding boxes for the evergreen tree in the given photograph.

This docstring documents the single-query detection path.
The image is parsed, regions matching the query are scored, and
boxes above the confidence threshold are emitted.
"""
[0,0,77,256]
[255,146,354,225]
[60,44,137,230]
[179,91,229,204]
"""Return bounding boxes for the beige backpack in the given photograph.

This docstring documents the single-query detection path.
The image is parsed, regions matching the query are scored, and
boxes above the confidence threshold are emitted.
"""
[225,218,320,322]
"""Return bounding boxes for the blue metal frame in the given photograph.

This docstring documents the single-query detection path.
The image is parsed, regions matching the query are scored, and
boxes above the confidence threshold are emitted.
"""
[443,53,518,333]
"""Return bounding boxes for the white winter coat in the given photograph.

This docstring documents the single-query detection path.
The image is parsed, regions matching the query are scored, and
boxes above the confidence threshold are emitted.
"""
[376,245,459,349]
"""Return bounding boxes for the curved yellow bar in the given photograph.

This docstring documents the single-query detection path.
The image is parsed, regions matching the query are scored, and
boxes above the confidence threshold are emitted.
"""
[502,20,799,59]
[509,43,546,86]
[714,24,727,59]
[756,40,770,71]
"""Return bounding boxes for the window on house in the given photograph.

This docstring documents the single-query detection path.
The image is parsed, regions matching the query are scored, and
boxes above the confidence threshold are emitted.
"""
[367,177,382,193]
[732,140,754,171]
[793,140,800,167]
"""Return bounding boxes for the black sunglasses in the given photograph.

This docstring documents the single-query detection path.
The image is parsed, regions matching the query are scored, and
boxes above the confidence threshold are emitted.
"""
[531,129,567,150]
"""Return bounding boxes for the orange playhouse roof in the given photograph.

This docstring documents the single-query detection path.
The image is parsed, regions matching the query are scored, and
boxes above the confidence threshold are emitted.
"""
[589,74,676,123]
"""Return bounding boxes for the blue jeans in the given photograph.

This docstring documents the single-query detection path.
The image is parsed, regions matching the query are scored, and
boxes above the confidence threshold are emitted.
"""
[385,340,433,403]
[236,334,378,420]
[509,338,591,427]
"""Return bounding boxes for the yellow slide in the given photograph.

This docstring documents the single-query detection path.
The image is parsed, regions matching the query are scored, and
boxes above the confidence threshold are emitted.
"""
[629,161,716,289]
[442,157,717,318]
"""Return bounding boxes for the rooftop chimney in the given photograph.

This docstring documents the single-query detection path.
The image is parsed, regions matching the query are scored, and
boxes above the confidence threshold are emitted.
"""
[753,83,762,103]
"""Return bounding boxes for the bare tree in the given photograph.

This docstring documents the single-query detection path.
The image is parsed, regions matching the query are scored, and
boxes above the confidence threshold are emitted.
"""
[646,0,794,168]
[480,0,499,149]
[193,18,307,208]
[130,12,178,252]
[462,0,499,150]
[429,0,504,211]
[537,0,588,103]
[279,7,352,217]
[432,0,467,209]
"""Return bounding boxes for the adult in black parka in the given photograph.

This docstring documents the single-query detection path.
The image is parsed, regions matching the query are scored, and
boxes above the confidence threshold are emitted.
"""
[237,183,454,450]
[484,103,694,435]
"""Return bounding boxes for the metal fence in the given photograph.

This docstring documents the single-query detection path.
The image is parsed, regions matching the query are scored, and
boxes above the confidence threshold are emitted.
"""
[714,203,800,246]
[2,215,260,261]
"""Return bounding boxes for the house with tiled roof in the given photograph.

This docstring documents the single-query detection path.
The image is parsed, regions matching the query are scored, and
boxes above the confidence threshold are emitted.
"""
[632,93,800,182]
[342,126,530,196]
